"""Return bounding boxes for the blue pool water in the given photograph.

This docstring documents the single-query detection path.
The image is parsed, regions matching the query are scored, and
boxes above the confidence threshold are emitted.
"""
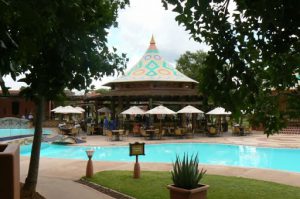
[20,143,300,173]
[21,143,300,172]
[0,128,52,138]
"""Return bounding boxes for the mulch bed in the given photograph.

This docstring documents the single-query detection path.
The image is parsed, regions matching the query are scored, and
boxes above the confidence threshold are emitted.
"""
[76,179,135,199]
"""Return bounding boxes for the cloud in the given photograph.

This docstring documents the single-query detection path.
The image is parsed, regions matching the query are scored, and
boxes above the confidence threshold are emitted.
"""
[95,0,208,89]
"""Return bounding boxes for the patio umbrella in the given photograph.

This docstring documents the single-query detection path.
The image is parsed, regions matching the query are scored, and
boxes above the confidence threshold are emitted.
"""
[120,106,145,115]
[55,106,82,114]
[177,105,204,131]
[145,105,176,131]
[51,106,63,112]
[177,105,204,114]
[206,107,231,115]
[145,105,176,115]
[75,106,85,112]
[97,107,111,113]
[206,107,231,133]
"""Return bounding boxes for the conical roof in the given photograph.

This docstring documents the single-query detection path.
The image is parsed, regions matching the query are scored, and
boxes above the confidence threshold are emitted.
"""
[103,36,198,86]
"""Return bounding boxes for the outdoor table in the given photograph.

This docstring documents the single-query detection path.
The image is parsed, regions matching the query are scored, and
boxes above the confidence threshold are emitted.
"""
[111,130,124,141]
[146,129,156,140]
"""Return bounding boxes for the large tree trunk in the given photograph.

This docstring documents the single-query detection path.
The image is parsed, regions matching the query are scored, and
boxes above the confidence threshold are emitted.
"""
[21,96,45,198]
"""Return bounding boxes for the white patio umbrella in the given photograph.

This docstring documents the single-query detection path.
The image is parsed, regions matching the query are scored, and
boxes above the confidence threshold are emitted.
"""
[177,105,204,131]
[75,106,85,112]
[121,106,145,115]
[145,105,176,131]
[145,105,176,115]
[51,106,63,112]
[177,105,204,114]
[55,106,82,114]
[97,107,111,113]
[206,107,231,115]
[206,107,231,133]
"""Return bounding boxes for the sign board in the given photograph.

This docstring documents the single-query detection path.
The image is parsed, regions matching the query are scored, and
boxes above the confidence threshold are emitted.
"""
[129,142,145,156]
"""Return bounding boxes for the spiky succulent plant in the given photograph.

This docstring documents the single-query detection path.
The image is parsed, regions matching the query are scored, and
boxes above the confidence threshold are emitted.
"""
[171,153,206,189]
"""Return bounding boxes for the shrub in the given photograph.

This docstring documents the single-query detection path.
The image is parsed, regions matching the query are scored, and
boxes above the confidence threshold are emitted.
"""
[171,153,206,189]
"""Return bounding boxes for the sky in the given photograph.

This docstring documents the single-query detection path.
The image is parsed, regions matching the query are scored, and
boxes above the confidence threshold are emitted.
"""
[3,0,209,92]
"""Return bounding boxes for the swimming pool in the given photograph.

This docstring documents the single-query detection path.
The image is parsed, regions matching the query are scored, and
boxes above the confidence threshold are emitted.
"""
[0,128,52,138]
[20,143,300,173]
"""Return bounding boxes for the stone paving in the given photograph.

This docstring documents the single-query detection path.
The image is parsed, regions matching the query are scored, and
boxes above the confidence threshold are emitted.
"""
[19,131,300,198]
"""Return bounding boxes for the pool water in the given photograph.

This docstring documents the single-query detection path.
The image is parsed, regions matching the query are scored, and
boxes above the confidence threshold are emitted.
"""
[20,143,300,173]
[0,128,52,138]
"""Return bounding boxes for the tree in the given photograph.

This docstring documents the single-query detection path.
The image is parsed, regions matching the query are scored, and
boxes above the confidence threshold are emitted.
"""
[163,0,300,135]
[176,50,211,110]
[0,0,129,197]
[96,88,110,94]
[176,50,207,85]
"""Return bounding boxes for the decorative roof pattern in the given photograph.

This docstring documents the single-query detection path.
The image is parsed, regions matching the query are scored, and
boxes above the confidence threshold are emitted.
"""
[104,36,198,86]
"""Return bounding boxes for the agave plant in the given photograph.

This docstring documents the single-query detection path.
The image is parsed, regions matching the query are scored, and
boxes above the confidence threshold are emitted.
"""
[171,153,206,189]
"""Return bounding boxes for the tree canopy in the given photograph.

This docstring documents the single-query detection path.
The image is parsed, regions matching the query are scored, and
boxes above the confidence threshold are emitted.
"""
[176,50,208,86]
[163,0,300,135]
[1,0,128,100]
[0,0,129,197]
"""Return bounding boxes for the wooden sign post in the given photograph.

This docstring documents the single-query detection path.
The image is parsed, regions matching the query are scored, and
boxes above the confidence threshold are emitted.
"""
[129,142,145,179]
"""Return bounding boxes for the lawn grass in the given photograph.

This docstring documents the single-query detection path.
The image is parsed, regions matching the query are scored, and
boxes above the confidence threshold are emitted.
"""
[86,170,300,199]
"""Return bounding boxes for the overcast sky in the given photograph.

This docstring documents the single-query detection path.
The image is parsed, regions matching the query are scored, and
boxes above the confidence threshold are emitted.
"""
[3,0,209,92]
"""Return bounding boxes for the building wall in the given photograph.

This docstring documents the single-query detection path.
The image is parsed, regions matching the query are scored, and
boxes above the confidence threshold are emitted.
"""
[0,97,50,119]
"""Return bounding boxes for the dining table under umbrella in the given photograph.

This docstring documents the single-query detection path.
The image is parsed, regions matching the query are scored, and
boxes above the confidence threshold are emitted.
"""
[145,105,176,132]
[53,105,83,122]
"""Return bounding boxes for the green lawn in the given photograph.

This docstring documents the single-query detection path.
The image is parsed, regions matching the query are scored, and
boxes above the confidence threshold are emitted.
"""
[86,171,300,199]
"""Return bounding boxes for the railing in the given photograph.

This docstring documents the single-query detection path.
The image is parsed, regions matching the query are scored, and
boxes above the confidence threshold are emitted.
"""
[0,117,30,129]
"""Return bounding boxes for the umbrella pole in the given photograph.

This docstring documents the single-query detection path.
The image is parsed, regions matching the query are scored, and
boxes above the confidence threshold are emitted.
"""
[160,119,162,133]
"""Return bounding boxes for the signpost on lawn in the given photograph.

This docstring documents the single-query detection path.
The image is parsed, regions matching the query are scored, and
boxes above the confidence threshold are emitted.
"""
[129,142,145,179]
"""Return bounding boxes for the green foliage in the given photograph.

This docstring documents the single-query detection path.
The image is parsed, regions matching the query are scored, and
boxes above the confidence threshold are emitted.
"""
[171,153,206,189]
[88,170,300,199]
[176,50,212,110]
[1,0,129,101]
[96,88,110,94]
[176,50,208,83]
[163,0,300,135]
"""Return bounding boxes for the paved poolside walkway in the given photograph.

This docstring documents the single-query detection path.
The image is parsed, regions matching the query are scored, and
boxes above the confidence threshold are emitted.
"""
[19,132,300,198]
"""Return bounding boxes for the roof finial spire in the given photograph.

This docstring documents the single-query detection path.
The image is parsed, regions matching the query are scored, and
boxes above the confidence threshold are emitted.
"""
[150,34,155,44]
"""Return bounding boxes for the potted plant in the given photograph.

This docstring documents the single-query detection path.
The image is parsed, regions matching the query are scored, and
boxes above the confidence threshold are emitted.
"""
[167,153,209,199]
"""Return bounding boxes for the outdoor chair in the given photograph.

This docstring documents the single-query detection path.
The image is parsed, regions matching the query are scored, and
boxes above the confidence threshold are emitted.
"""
[208,126,218,137]
[106,131,113,141]
[140,128,149,139]
[244,126,252,135]
[87,125,95,135]
[133,124,140,136]
[157,129,166,140]
[70,127,79,136]
[118,129,125,141]
[123,130,129,140]
[154,128,160,139]
[175,128,184,138]
[232,126,241,136]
